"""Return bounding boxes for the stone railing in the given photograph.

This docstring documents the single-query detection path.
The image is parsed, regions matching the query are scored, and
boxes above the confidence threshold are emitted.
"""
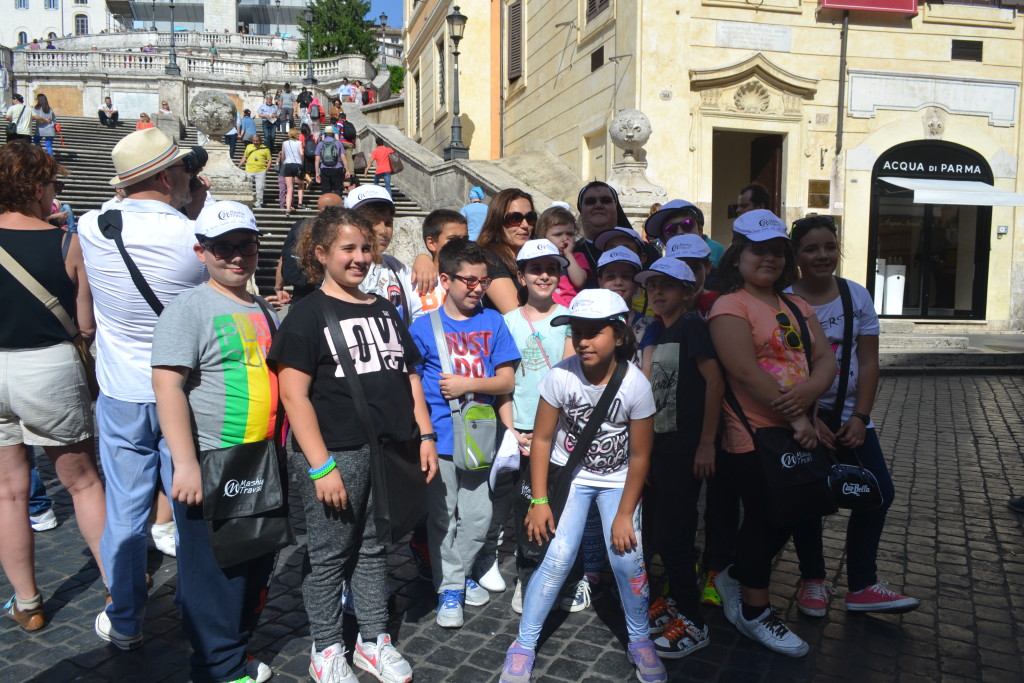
[47,32,301,58]
[13,50,376,88]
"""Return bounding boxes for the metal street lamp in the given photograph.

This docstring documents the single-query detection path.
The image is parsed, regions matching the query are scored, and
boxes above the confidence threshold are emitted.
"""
[151,0,157,31]
[443,5,468,161]
[303,6,317,85]
[378,12,388,67]
[275,0,281,37]
[164,0,180,75]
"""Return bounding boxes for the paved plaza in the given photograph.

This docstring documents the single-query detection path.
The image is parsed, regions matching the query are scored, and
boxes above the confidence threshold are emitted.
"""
[2,374,1024,682]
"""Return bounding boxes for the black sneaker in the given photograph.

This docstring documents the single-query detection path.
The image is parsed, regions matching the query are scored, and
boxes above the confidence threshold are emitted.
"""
[653,616,710,659]
[1008,496,1024,514]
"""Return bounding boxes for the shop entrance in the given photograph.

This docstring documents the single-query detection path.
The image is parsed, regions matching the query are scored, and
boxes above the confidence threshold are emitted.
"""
[869,141,993,319]
[710,130,784,244]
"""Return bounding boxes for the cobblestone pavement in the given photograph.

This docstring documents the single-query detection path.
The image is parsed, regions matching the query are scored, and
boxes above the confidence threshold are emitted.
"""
[3,375,1024,682]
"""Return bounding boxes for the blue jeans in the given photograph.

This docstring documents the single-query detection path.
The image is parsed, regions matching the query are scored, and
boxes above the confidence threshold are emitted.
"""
[517,483,648,649]
[261,120,275,150]
[96,393,175,637]
[28,450,52,516]
[33,135,54,155]
[792,428,895,592]
[373,172,392,198]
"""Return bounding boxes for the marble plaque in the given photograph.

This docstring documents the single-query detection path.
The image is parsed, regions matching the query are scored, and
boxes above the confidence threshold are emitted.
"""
[716,22,792,53]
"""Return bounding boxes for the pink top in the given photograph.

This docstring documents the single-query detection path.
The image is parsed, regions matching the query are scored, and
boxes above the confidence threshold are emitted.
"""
[552,252,590,307]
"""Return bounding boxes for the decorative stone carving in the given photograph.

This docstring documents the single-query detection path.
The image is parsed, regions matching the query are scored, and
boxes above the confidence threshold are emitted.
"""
[606,109,667,231]
[188,89,252,204]
[690,52,817,121]
[923,106,947,139]
[700,89,721,110]
[734,82,770,114]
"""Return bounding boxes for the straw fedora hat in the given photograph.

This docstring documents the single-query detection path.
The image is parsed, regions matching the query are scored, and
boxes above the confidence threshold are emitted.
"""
[108,127,191,187]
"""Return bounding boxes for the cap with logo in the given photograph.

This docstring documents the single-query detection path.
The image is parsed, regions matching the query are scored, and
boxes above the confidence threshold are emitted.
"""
[634,257,696,287]
[597,246,643,272]
[664,234,711,260]
[344,184,395,210]
[551,288,630,327]
[644,199,705,239]
[195,200,259,239]
[733,209,789,242]
[516,239,569,268]
[594,226,646,252]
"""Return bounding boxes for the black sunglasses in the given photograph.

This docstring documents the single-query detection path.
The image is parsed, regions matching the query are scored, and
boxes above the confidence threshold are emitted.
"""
[503,211,538,227]
[775,311,803,351]
[203,240,260,259]
[749,242,787,258]
[47,180,65,193]
[583,195,615,206]
[791,215,836,233]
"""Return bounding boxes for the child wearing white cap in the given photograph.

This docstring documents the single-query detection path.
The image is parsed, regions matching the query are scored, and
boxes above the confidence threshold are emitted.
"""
[151,201,279,682]
[596,247,655,367]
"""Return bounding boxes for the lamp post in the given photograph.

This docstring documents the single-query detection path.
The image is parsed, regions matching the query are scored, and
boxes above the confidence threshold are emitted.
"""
[443,5,468,161]
[378,12,387,68]
[164,0,180,75]
[151,0,157,31]
[302,6,317,85]
[275,0,281,37]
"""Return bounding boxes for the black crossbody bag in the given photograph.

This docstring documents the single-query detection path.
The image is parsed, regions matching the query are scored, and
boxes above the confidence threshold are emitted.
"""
[317,292,427,545]
[821,278,884,511]
[724,294,837,528]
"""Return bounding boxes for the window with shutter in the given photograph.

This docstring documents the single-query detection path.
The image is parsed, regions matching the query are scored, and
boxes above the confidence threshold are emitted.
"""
[508,1,522,82]
[587,0,610,22]
[413,72,421,134]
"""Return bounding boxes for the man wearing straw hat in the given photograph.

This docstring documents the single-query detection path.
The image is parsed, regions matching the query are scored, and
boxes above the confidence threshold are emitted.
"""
[77,128,209,651]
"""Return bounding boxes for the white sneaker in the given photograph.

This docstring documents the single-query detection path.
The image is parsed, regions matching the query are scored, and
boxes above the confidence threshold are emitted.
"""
[511,579,523,615]
[94,610,143,651]
[715,565,741,626]
[309,642,358,683]
[476,559,507,592]
[736,607,809,657]
[244,655,273,682]
[353,633,413,683]
[464,578,490,607]
[559,579,592,613]
[149,521,176,557]
[29,509,58,532]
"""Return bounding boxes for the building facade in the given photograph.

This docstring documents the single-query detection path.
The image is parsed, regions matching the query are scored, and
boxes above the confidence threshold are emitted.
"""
[404,0,1024,326]
[7,0,117,47]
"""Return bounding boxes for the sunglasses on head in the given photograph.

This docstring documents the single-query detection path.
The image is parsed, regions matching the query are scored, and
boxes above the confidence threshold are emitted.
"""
[662,219,698,236]
[448,273,493,290]
[749,242,787,258]
[775,311,803,351]
[203,240,260,259]
[503,211,538,227]
[791,215,836,233]
[583,195,615,206]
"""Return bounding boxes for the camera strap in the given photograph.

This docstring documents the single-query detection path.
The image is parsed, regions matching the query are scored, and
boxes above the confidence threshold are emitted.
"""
[98,209,164,316]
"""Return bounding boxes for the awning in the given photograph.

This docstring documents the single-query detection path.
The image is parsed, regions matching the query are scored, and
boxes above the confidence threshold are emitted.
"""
[879,176,1024,207]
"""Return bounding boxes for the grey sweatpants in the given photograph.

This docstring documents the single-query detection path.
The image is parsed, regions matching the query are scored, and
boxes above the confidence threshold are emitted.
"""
[426,455,492,592]
[292,446,388,647]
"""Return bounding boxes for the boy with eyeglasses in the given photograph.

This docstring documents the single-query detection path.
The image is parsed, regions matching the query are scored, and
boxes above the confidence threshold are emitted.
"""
[151,201,277,683]
[644,199,725,269]
[408,238,520,629]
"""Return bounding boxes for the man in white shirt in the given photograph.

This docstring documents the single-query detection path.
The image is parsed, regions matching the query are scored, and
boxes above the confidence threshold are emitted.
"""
[98,96,118,128]
[77,128,208,650]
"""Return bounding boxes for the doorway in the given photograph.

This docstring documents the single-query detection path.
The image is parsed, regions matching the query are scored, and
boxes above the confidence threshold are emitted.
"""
[710,130,785,244]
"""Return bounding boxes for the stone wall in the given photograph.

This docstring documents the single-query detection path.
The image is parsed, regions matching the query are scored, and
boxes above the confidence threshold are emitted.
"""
[38,85,83,117]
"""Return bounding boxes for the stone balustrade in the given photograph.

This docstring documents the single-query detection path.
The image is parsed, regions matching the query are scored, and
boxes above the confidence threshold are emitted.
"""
[45,31,301,58]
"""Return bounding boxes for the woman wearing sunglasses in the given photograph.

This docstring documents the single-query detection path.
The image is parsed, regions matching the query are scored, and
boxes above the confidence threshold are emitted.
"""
[784,216,918,617]
[476,188,537,313]
[706,209,836,657]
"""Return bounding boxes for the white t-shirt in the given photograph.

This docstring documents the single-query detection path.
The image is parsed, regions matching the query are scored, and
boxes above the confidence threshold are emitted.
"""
[785,280,879,426]
[360,254,421,323]
[78,199,208,402]
[281,139,303,164]
[504,305,571,430]
[539,356,656,488]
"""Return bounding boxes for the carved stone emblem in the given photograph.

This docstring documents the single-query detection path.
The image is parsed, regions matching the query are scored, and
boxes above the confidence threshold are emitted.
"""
[733,82,771,114]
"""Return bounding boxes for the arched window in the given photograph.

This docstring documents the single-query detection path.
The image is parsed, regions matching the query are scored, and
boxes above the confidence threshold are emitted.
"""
[74,13,88,35]
[17,31,29,45]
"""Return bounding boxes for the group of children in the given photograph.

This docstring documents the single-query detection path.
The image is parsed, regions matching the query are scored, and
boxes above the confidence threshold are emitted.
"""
[153,186,912,683]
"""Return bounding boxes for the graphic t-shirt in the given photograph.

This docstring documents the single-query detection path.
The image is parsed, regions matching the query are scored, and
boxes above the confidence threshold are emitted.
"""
[360,254,419,323]
[412,279,446,323]
[267,291,422,450]
[707,289,816,453]
[503,305,571,430]
[784,280,878,427]
[650,313,716,444]
[540,356,656,488]
[409,307,521,456]
[150,285,279,451]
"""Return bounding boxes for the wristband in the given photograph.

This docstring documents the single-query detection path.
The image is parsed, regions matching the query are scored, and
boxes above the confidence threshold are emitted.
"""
[420,432,438,442]
[309,456,336,480]
[852,412,870,425]
[530,497,549,506]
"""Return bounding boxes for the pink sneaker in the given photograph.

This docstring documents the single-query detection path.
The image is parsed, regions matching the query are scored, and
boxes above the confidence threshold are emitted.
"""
[796,579,828,617]
[845,582,920,614]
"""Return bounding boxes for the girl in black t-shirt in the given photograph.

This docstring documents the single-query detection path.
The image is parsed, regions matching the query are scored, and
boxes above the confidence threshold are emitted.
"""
[268,207,438,683]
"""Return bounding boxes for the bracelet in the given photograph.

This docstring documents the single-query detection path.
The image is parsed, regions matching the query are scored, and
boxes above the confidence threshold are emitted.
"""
[420,432,438,442]
[530,497,549,506]
[852,412,870,424]
[308,456,336,480]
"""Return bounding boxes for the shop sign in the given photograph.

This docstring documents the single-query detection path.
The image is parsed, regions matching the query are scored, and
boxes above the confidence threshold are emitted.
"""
[820,0,918,14]
[876,143,988,181]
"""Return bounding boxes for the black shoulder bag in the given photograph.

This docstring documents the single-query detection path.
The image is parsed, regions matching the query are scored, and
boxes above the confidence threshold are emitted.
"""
[723,294,837,528]
[317,292,427,545]
[200,298,295,568]
[823,278,884,510]
[98,210,164,315]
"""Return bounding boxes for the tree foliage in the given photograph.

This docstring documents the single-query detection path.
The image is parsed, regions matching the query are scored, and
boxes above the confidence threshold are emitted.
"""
[388,65,405,94]
[299,0,378,61]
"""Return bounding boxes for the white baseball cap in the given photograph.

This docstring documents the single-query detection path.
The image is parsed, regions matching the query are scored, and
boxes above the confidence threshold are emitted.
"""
[195,200,258,239]
[634,257,696,287]
[664,234,711,260]
[733,209,789,242]
[594,226,645,252]
[597,246,643,271]
[516,239,569,268]
[344,184,394,210]
[551,288,630,327]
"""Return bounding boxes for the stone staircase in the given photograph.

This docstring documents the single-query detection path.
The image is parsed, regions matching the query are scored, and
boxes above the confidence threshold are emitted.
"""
[1,116,429,293]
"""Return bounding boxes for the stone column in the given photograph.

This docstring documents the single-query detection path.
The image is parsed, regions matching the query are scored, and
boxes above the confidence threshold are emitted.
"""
[189,90,252,203]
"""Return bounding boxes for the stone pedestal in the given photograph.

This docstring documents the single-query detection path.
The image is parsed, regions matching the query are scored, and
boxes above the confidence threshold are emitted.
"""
[605,109,667,232]
[189,89,252,204]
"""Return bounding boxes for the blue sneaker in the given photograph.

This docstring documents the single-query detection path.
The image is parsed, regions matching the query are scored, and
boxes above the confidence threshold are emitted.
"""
[465,577,490,606]
[627,640,667,682]
[500,641,535,683]
[436,589,464,628]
